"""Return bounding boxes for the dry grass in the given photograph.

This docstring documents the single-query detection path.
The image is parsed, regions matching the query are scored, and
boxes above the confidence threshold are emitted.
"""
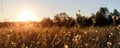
[0,25,120,48]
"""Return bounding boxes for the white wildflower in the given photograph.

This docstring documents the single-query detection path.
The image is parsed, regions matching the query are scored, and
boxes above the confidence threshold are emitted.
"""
[95,30,98,33]
[64,44,68,48]
[118,42,120,45]
[73,35,81,44]
[119,32,120,35]
[84,31,87,35]
[85,43,88,46]
[107,42,112,46]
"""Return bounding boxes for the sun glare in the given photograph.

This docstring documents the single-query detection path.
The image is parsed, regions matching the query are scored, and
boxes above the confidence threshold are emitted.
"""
[17,10,36,22]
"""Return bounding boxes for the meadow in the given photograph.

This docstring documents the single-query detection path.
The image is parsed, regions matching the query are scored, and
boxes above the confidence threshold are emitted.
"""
[0,0,120,48]
[0,24,120,48]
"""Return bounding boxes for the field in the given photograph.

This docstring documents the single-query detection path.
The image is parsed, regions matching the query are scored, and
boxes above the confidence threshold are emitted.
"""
[0,24,120,48]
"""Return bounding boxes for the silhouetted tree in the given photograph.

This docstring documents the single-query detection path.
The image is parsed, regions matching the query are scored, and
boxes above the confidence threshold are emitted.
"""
[89,13,96,26]
[95,11,108,26]
[93,7,110,26]
[46,7,120,27]
[41,18,54,27]
[53,14,61,26]
[76,10,82,26]
[107,13,113,25]
[53,12,75,27]
[112,9,120,16]
[99,7,109,15]
[68,17,76,27]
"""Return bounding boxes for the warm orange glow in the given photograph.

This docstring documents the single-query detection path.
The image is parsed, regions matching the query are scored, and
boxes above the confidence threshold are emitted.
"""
[17,10,36,22]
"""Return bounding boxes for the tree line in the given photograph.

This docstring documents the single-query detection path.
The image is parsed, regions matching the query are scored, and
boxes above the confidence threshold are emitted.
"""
[40,7,120,27]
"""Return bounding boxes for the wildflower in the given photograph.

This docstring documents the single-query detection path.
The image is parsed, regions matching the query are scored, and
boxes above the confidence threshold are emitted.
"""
[11,42,16,47]
[30,44,33,47]
[22,43,26,48]
[107,42,112,46]
[37,41,40,44]
[73,35,81,44]
[7,34,10,37]
[118,25,120,27]
[26,46,28,48]
[96,37,99,41]
[84,31,87,35]
[10,29,13,32]
[109,32,113,38]
[92,38,95,41]
[110,32,113,35]
[95,30,98,33]
[11,42,15,45]
[67,31,71,36]
[64,44,68,48]
[85,43,88,46]
[118,42,120,45]
[81,45,83,47]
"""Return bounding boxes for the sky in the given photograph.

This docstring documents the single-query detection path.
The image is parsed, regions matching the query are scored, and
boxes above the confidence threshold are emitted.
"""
[0,0,120,21]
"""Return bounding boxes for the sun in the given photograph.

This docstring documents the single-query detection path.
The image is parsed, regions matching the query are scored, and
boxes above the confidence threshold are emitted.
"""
[17,10,36,22]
